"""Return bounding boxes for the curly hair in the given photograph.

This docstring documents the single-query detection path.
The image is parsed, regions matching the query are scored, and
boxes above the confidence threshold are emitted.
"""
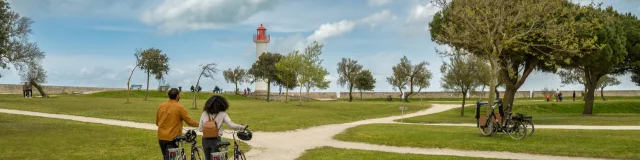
[203,95,229,114]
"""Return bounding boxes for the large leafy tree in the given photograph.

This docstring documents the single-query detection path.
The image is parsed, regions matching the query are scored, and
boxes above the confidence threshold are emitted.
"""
[337,58,362,102]
[0,0,11,67]
[248,52,283,102]
[388,56,432,102]
[440,51,488,116]
[354,69,376,101]
[223,66,248,95]
[561,5,628,115]
[430,0,600,112]
[138,48,170,100]
[193,63,218,108]
[275,50,303,103]
[300,41,330,101]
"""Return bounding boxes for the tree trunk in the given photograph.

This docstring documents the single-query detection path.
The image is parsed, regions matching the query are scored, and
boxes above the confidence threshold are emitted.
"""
[266,80,271,102]
[299,82,303,106]
[503,85,517,114]
[348,84,353,102]
[360,90,363,101]
[583,73,601,115]
[192,70,204,109]
[487,56,499,116]
[306,86,311,102]
[31,80,47,98]
[126,66,137,103]
[494,87,500,100]
[285,87,289,103]
[461,91,467,116]
[234,82,238,95]
[145,71,150,100]
[600,88,606,101]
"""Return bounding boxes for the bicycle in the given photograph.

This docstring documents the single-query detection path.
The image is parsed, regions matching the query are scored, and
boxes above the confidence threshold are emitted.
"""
[211,126,252,160]
[476,100,528,140]
[169,129,204,160]
[515,112,535,136]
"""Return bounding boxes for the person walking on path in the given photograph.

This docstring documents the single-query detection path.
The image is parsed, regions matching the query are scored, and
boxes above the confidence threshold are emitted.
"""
[573,91,576,101]
[545,94,550,102]
[555,89,560,102]
[198,95,248,160]
[156,88,199,160]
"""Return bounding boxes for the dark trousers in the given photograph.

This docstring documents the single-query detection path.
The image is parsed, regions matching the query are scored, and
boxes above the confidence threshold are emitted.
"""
[159,140,178,160]
[23,91,27,97]
[27,90,32,97]
[202,137,222,160]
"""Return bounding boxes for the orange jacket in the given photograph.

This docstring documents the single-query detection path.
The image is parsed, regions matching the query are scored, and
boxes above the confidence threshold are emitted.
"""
[156,100,199,141]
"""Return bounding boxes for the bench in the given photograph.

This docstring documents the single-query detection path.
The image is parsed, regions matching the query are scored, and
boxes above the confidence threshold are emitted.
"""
[131,85,142,90]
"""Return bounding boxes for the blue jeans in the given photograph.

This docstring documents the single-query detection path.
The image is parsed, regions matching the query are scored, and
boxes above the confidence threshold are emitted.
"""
[202,137,222,160]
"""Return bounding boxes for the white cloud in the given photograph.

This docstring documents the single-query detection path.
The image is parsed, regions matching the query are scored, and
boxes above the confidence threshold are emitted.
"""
[140,0,282,34]
[92,26,147,32]
[407,3,439,22]
[306,20,357,42]
[368,0,392,7]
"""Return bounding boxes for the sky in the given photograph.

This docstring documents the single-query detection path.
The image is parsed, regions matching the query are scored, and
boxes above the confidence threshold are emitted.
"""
[1,0,639,92]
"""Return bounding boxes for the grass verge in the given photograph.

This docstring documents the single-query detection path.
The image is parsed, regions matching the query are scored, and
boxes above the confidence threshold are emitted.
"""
[0,93,429,131]
[334,124,640,159]
[296,146,502,160]
[0,113,250,160]
[402,100,640,125]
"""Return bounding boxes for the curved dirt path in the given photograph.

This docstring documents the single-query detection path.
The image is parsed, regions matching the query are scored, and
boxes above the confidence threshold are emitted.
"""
[0,105,624,160]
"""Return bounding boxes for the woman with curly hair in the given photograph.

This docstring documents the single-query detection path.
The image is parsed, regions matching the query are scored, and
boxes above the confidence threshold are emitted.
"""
[197,95,247,160]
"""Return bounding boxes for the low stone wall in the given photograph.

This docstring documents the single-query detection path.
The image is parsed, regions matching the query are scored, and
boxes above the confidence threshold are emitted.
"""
[339,91,531,99]
[0,84,125,94]
[532,90,640,98]
[248,92,338,100]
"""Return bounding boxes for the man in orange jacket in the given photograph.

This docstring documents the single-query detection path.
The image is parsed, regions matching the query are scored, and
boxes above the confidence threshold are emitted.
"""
[156,88,199,160]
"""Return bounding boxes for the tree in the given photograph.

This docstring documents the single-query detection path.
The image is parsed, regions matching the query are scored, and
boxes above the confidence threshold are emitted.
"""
[337,58,362,102]
[388,56,432,102]
[248,52,284,102]
[223,66,248,95]
[138,48,170,100]
[275,50,302,103]
[0,0,12,71]
[213,86,221,93]
[560,5,628,115]
[440,51,488,116]
[430,0,600,113]
[354,69,375,101]
[193,63,218,109]
[300,41,330,102]
[126,50,142,103]
[597,75,620,101]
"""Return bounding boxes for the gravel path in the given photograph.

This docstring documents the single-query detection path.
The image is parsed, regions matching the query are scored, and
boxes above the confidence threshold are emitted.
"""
[0,105,625,160]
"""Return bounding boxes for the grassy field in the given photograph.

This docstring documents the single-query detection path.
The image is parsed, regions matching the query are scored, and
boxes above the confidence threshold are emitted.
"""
[0,90,429,132]
[334,124,640,159]
[297,147,502,160]
[402,100,640,125]
[0,113,250,160]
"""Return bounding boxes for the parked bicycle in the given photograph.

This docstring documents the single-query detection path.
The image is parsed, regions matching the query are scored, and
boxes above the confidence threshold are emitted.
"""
[211,126,253,160]
[515,112,535,136]
[475,100,529,140]
[169,129,204,160]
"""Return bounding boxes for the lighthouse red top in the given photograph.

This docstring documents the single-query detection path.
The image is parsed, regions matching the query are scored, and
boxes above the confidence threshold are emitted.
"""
[254,24,270,42]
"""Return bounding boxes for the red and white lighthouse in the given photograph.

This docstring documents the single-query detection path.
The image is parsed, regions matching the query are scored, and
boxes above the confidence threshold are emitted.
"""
[253,24,270,93]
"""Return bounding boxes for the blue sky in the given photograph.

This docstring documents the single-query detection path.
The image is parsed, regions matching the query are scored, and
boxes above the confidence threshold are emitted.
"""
[1,0,639,92]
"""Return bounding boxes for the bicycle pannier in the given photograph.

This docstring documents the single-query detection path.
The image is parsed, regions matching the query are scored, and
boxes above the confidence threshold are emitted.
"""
[203,113,219,138]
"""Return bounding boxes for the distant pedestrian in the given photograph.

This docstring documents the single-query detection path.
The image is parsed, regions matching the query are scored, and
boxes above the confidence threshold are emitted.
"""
[545,94,550,102]
[22,82,28,98]
[26,82,32,98]
[243,89,247,95]
[555,89,560,102]
[190,85,195,92]
[572,91,576,101]
[247,88,251,95]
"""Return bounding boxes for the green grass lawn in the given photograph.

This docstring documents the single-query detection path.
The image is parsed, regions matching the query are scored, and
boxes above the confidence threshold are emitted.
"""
[0,113,250,160]
[297,146,502,160]
[334,124,640,159]
[0,91,429,132]
[402,100,640,125]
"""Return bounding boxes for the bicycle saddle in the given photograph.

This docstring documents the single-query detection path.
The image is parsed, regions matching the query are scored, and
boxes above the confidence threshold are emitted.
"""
[216,141,231,148]
[173,136,187,142]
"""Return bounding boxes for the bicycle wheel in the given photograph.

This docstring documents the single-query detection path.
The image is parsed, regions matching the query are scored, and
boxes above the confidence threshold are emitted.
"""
[192,147,203,160]
[506,121,527,140]
[523,120,535,136]
[238,150,246,160]
[479,115,496,136]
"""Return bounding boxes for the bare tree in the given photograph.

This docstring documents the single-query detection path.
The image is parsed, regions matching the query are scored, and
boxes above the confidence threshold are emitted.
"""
[126,50,142,103]
[192,63,219,109]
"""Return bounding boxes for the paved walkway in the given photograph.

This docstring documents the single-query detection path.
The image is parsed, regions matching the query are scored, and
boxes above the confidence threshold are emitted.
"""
[0,105,625,160]
[390,122,640,130]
